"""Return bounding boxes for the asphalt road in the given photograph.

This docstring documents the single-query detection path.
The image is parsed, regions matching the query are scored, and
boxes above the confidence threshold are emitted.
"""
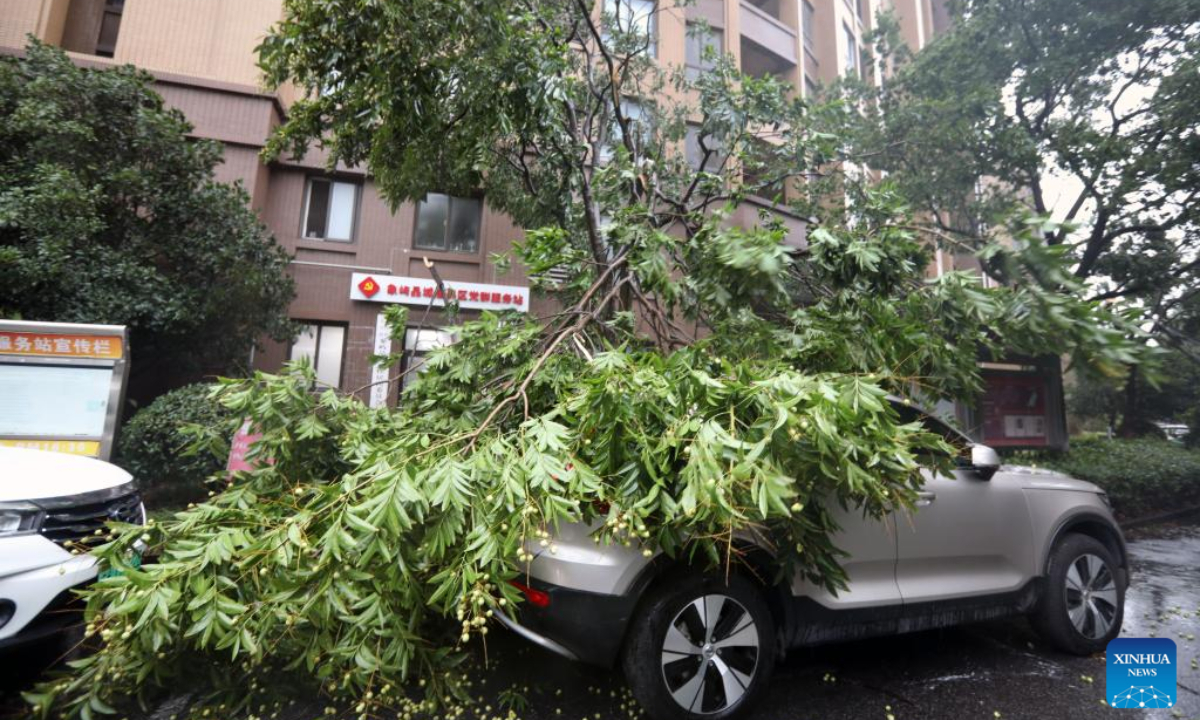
[4,517,1198,720]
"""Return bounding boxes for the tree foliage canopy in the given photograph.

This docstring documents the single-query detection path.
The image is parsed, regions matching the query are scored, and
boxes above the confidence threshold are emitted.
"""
[843,0,1200,373]
[0,42,295,388]
[30,2,1153,717]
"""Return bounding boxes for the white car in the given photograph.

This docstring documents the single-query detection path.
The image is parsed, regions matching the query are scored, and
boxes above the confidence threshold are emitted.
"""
[0,447,144,650]
[1154,422,1190,443]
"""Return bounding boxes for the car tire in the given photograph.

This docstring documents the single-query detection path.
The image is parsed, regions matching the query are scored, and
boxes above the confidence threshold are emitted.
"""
[621,572,776,720]
[1030,533,1124,655]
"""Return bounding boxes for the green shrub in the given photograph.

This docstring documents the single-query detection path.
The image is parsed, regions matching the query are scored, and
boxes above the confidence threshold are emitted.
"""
[1183,407,1200,448]
[1017,437,1200,519]
[117,384,234,508]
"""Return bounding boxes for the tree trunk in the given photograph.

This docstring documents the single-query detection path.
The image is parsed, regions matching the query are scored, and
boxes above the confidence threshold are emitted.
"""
[1117,364,1144,437]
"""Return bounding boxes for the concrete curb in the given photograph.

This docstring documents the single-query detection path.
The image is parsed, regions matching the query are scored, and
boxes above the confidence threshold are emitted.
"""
[1119,505,1200,529]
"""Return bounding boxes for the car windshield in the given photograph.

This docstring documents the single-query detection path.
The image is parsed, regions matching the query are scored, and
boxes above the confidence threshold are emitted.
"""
[890,401,970,452]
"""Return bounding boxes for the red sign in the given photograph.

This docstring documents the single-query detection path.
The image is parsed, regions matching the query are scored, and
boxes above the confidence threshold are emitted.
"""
[981,374,1049,447]
[358,276,381,298]
[226,419,263,475]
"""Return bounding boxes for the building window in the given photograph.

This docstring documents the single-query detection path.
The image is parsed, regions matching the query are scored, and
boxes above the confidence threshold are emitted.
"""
[414,194,482,253]
[402,328,456,390]
[622,99,651,148]
[805,75,820,99]
[802,1,816,52]
[843,23,859,76]
[604,0,657,57]
[685,125,724,173]
[599,98,651,164]
[685,24,723,81]
[303,178,359,242]
[94,0,125,57]
[289,323,346,389]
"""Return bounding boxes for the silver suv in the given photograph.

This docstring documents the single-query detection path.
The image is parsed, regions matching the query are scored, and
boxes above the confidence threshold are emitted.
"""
[498,402,1128,720]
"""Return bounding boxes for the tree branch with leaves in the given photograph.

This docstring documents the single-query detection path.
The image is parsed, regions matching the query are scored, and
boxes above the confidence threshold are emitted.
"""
[29,1,1153,718]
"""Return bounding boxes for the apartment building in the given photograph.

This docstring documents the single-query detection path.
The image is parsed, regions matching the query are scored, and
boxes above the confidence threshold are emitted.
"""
[3,0,550,409]
[1,0,1063,447]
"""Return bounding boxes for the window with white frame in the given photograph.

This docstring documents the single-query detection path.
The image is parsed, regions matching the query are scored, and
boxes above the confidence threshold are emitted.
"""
[604,0,657,57]
[685,23,723,81]
[802,1,816,52]
[401,328,457,390]
[843,23,858,76]
[289,323,346,389]
[414,193,482,253]
[599,98,651,164]
[685,125,724,173]
[303,178,359,241]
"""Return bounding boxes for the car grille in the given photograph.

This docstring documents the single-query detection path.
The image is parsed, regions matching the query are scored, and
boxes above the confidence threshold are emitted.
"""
[39,492,144,547]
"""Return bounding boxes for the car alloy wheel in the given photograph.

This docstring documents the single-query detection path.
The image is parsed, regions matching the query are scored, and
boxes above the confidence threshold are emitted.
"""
[660,594,760,715]
[1064,553,1118,639]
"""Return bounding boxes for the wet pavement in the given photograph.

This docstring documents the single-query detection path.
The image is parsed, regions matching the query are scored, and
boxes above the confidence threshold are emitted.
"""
[752,515,1200,720]
[3,518,1198,720]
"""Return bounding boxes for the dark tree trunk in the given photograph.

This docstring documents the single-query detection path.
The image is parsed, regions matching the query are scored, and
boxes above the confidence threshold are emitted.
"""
[1117,364,1150,437]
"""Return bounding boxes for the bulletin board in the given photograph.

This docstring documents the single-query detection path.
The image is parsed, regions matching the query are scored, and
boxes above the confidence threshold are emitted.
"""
[0,320,129,461]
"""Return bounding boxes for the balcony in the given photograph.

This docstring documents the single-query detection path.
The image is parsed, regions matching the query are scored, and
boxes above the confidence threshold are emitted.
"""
[739,0,799,73]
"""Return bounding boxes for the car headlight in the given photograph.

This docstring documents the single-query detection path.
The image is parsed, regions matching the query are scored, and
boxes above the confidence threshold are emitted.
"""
[0,501,43,536]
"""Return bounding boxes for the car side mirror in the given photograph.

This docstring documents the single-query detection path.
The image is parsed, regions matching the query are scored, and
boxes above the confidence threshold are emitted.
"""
[969,444,1001,480]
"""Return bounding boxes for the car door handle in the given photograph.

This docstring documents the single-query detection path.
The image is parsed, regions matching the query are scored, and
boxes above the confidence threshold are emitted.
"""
[916,491,937,506]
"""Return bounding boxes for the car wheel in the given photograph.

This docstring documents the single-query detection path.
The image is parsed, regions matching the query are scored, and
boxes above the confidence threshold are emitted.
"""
[621,573,776,720]
[1030,533,1124,655]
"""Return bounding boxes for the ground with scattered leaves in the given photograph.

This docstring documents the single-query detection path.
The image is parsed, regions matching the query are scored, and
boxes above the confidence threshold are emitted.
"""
[4,517,1197,720]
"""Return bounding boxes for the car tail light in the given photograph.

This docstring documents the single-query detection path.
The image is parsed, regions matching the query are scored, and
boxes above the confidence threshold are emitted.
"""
[509,580,551,608]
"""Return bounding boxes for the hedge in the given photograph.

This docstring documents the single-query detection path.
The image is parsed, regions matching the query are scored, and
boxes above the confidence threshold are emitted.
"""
[1015,436,1200,519]
[116,383,233,508]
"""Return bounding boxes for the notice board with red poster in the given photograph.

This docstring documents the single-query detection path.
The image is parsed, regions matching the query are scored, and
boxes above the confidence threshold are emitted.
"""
[980,371,1058,448]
